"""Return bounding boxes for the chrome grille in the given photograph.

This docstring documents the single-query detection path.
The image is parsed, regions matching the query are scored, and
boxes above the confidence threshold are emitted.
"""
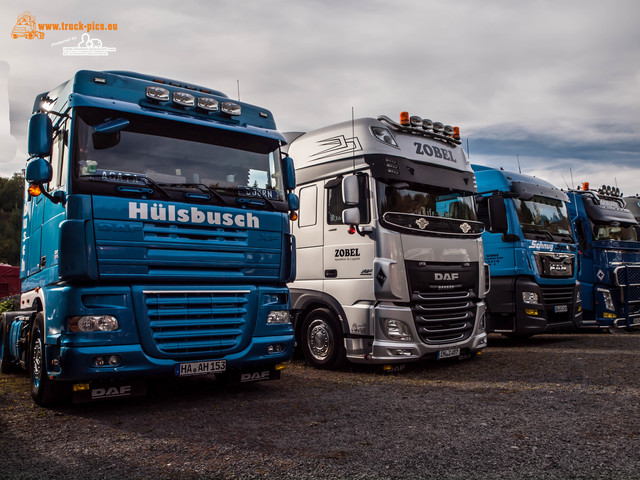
[614,266,640,304]
[143,290,249,355]
[412,290,476,345]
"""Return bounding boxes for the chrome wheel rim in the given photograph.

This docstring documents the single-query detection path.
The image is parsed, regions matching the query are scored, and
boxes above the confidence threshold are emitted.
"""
[307,319,332,361]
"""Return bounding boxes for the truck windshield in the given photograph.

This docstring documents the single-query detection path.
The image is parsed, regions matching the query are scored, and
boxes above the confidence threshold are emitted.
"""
[72,107,286,206]
[513,195,573,242]
[592,223,638,242]
[377,181,483,236]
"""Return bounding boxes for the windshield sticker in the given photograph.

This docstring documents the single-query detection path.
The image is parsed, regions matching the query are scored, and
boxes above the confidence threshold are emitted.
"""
[528,241,554,251]
[415,218,429,229]
[128,202,260,228]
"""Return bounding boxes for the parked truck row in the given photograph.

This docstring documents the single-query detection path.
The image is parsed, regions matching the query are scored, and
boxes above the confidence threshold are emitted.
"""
[1,70,638,406]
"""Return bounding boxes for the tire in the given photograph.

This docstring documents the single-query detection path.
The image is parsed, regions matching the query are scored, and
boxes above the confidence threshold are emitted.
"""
[300,308,346,369]
[30,313,65,406]
[1,316,14,374]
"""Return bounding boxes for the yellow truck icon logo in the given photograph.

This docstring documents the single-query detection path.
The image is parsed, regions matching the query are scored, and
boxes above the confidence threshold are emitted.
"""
[11,12,44,39]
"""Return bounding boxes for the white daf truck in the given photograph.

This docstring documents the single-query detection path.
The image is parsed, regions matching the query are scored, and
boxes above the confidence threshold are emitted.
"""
[285,112,489,368]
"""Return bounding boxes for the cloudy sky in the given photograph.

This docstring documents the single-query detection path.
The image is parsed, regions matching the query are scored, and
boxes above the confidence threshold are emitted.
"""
[1,0,639,194]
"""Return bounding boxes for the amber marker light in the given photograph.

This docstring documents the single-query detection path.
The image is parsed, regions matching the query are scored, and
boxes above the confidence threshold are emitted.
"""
[399,111,410,126]
[28,184,42,197]
[453,127,461,140]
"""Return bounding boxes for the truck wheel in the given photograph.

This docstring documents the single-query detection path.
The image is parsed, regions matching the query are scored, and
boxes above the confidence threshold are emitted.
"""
[1,316,14,374]
[300,308,346,369]
[30,313,64,406]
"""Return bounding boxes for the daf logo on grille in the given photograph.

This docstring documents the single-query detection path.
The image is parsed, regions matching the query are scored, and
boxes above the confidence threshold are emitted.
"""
[415,218,429,229]
[435,273,460,281]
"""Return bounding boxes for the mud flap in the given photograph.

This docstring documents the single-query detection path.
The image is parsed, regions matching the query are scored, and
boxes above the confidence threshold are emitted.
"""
[228,366,282,384]
[72,380,147,403]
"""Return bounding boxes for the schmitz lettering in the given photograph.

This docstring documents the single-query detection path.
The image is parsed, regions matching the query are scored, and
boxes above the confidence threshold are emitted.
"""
[128,202,260,229]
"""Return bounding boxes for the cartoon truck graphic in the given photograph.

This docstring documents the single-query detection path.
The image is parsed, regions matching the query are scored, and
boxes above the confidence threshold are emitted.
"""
[11,12,44,39]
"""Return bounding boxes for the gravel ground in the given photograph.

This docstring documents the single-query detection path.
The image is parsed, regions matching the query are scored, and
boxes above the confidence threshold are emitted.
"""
[1,331,639,480]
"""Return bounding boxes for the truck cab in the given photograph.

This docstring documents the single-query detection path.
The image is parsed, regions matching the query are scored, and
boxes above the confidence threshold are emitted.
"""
[473,166,581,337]
[1,70,297,405]
[286,113,488,368]
[568,185,640,329]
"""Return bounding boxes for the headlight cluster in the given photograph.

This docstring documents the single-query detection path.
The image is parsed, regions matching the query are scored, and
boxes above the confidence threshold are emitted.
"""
[68,315,119,332]
[522,291,539,304]
[383,319,413,341]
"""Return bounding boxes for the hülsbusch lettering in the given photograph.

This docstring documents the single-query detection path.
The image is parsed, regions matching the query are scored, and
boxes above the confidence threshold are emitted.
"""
[129,202,260,229]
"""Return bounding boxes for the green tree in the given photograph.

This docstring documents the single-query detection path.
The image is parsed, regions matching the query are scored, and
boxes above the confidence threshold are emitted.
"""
[0,173,24,265]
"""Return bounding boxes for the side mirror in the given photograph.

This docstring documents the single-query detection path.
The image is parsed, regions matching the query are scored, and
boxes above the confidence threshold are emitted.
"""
[488,196,508,234]
[343,207,360,225]
[28,113,53,157]
[342,175,359,206]
[574,218,591,251]
[25,157,53,184]
[281,156,296,191]
[287,192,299,211]
[93,118,129,150]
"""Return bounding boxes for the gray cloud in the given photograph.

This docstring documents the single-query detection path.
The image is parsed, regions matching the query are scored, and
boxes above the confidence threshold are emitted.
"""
[1,0,638,192]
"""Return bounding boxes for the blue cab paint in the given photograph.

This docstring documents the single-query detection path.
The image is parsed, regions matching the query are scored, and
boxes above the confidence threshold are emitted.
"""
[472,165,581,337]
[1,71,297,405]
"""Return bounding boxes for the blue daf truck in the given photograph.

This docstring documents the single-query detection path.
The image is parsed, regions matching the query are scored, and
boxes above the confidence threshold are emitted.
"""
[472,165,581,337]
[567,184,640,329]
[0,70,298,406]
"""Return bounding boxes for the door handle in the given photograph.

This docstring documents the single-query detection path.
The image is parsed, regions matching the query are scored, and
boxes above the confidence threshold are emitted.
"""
[325,269,337,278]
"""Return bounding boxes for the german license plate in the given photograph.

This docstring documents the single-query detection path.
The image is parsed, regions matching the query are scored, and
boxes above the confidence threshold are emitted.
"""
[554,305,568,313]
[437,347,460,360]
[175,360,226,377]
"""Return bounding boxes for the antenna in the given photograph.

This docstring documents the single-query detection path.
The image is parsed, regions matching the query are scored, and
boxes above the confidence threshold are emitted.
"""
[570,168,574,189]
[351,107,356,173]
[237,80,240,101]
[561,175,570,189]
[466,138,470,158]
[517,154,521,174]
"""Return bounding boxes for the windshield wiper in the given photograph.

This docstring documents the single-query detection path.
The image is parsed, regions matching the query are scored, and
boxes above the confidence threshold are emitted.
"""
[83,174,171,198]
[522,226,554,241]
[158,183,229,206]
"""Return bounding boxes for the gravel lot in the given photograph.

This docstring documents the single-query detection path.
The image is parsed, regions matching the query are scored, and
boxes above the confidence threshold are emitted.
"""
[1,331,639,480]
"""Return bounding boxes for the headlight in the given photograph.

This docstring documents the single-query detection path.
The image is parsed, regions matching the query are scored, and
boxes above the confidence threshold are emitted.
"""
[68,315,119,332]
[598,288,615,312]
[522,291,539,304]
[173,91,195,107]
[267,310,291,324]
[221,102,241,116]
[576,287,581,303]
[370,126,398,146]
[383,319,413,341]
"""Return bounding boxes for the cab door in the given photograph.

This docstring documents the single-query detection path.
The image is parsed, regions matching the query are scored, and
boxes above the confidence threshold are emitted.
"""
[323,174,375,308]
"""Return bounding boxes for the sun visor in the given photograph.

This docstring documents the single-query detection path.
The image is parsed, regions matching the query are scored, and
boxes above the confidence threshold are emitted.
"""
[511,181,569,202]
[584,196,638,225]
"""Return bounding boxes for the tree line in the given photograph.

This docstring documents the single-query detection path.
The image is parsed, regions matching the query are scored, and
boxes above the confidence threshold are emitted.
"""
[0,173,24,266]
